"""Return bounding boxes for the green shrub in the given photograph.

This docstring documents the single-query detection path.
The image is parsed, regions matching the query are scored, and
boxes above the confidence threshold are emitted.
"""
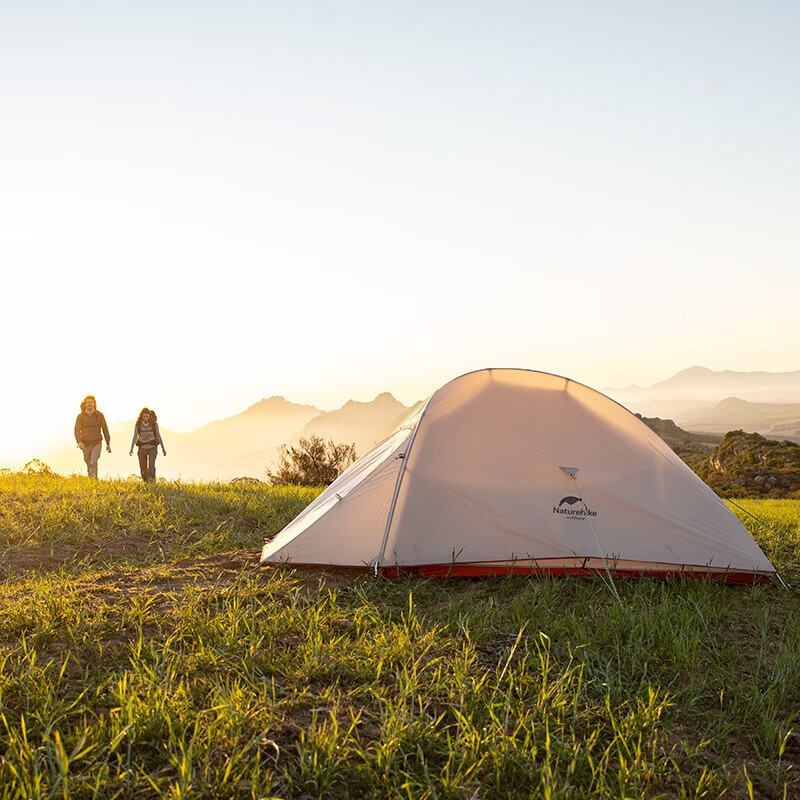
[268,435,356,487]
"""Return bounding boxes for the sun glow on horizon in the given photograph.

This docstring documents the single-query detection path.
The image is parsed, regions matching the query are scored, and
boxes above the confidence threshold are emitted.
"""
[2,2,799,468]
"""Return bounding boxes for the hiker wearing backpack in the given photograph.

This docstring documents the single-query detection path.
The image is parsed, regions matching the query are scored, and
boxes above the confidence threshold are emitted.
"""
[129,408,167,482]
[74,395,111,478]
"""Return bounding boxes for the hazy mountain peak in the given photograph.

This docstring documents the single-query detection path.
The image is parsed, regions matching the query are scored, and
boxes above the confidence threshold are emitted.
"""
[664,366,800,386]
[242,396,320,416]
[715,396,748,409]
[372,391,403,407]
[672,366,715,379]
[338,393,403,413]
[636,367,800,397]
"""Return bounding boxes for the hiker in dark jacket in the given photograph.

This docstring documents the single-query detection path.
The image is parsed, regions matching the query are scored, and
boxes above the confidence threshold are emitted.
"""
[74,395,111,478]
[129,407,166,482]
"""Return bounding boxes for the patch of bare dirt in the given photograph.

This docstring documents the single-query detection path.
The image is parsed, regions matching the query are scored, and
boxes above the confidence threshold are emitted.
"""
[0,534,158,578]
[80,549,262,598]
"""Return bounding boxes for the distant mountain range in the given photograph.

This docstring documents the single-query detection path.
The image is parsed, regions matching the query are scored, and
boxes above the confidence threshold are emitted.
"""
[303,392,419,452]
[36,366,800,481]
[606,367,800,441]
[608,366,800,402]
[40,393,418,481]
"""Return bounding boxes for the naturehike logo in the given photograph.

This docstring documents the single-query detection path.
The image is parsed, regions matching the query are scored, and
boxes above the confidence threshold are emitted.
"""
[553,496,598,519]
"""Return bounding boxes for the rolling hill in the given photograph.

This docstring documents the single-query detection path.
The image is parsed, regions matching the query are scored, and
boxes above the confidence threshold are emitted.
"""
[675,397,800,439]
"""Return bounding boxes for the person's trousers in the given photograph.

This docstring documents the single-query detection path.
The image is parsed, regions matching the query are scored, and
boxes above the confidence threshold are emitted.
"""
[81,443,102,478]
[138,447,158,481]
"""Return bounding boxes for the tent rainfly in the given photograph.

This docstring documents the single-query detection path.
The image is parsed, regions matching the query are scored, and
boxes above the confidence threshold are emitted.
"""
[261,369,776,584]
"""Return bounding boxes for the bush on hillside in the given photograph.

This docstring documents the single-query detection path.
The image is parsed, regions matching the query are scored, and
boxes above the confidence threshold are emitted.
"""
[638,416,800,498]
[267,435,356,487]
[694,430,800,498]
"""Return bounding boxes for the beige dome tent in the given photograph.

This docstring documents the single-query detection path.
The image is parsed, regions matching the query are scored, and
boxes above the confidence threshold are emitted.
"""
[261,369,775,584]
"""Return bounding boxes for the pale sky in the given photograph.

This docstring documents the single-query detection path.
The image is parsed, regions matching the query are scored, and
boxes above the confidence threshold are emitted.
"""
[2,1,799,465]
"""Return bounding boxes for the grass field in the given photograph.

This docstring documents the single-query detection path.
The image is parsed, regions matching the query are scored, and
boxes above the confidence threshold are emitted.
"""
[1,473,799,799]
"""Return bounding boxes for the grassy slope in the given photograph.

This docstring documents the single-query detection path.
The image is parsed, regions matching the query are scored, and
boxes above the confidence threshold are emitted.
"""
[0,475,799,799]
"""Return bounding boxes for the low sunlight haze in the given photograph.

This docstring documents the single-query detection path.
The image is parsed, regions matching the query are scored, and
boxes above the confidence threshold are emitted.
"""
[3,6,800,794]
[2,1,798,469]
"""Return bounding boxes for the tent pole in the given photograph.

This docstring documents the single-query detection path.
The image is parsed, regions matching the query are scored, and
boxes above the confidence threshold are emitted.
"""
[374,413,429,576]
